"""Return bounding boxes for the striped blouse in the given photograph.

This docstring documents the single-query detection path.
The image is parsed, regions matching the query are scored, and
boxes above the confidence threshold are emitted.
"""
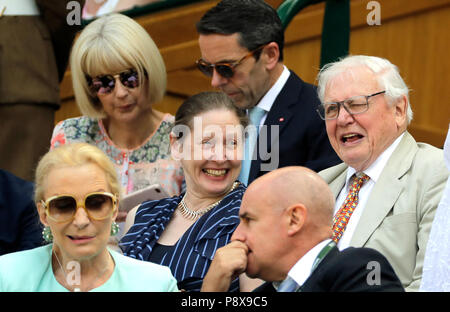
[119,182,246,292]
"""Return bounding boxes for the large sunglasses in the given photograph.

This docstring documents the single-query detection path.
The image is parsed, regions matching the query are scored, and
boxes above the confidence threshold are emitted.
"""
[86,69,141,95]
[196,45,266,79]
[41,192,117,223]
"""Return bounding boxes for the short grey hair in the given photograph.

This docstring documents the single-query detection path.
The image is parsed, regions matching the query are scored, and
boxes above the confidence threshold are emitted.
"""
[317,55,413,124]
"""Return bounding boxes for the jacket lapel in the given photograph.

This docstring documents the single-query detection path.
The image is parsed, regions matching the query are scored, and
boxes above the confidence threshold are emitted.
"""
[326,164,348,198]
[249,71,300,181]
[349,132,418,247]
[300,246,340,292]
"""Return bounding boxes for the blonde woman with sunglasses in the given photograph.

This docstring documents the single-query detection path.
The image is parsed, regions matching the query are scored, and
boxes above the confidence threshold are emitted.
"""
[0,143,178,292]
[50,13,184,207]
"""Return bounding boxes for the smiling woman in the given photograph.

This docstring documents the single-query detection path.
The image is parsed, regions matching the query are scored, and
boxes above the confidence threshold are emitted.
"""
[119,92,263,292]
[0,143,178,292]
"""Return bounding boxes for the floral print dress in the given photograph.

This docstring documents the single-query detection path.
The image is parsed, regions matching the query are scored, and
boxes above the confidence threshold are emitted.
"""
[51,114,184,197]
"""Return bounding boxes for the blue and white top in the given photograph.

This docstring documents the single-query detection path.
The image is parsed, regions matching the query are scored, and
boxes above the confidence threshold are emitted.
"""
[120,182,245,292]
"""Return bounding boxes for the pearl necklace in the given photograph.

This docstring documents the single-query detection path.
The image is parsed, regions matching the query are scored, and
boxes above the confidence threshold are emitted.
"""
[178,182,240,221]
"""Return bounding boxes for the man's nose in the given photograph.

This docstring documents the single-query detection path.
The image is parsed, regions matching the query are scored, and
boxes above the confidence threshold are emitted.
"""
[231,223,245,242]
[211,68,228,89]
[336,104,355,126]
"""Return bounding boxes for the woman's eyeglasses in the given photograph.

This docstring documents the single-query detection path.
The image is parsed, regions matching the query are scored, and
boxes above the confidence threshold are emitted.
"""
[86,69,141,95]
[41,192,117,223]
[196,45,265,79]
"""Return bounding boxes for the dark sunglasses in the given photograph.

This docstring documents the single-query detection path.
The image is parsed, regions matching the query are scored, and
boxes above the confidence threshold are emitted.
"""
[196,45,266,79]
[41,192,117,223]
[86,69,141,95]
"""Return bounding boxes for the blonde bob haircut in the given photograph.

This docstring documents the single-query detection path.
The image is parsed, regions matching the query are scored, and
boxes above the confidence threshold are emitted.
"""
[70,13,166,118]
[34,143,121,204]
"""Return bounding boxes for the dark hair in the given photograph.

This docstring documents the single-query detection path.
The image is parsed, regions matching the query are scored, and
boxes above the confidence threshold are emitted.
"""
[173,92,248,140]
[196,0,284,61]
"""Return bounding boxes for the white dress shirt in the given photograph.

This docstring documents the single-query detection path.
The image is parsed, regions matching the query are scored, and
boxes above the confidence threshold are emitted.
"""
[288,239,333,286]
[273,239,333,290]
[252,65,291,129]
[334,133,405,250]
[1,0,40,15]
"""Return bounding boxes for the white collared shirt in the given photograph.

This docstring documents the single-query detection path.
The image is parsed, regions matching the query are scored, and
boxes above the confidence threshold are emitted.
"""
[251,65,290,130]
[273,239,333,290]
[334,133,405,250]
[1,0,40,15]
[288,239,333,286]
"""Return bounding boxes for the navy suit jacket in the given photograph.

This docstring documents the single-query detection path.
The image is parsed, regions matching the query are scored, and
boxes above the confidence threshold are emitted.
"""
[0,170,43,256]
[248,71,341,184]
[253,246,404,292]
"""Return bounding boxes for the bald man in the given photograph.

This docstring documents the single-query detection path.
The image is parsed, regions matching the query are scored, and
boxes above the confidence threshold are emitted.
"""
[201,166,403,292]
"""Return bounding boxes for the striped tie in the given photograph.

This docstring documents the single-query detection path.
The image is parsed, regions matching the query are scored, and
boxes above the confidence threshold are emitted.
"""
[332,173,370,243]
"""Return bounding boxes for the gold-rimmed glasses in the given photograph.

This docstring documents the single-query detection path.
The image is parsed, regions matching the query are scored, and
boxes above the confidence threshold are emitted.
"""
[41,192,117,223]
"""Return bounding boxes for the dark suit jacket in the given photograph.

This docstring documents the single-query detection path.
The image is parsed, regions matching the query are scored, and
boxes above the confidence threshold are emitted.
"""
[254,246,404,292]
[248,71,341,184]
[0,170,43,256]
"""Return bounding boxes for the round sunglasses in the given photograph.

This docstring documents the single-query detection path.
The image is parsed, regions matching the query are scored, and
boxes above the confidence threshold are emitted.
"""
[86,69,142,95]
[195,45,266,79]
[41,192,117,223]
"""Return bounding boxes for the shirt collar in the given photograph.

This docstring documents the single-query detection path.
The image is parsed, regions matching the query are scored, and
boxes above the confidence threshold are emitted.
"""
[286,238,332,287]
[255,65,290,113]
[346,132,405,184]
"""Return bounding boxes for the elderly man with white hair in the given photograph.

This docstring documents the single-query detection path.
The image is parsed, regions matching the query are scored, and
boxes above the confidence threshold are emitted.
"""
[317,55,448,291]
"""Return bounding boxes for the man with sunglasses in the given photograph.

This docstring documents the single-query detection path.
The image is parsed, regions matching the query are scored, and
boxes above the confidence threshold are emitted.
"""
[196,0,341,186]
[316,55,448,291]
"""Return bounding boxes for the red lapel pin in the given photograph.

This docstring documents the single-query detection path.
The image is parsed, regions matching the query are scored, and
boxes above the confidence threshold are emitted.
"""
[279,117,284,122]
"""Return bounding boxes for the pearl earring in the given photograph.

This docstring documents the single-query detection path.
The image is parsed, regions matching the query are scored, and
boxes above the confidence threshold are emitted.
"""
[42,226,53,243]
[110,221,120,236]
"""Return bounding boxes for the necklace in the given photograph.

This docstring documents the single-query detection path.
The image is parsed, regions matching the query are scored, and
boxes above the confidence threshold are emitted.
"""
[53,250,112,292]
[178,182,240,221]
[53,250,81,292]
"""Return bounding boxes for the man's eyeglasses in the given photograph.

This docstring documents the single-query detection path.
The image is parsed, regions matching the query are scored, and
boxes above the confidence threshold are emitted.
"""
[317,91,386,120]
[196,45,265,79]
[86,69,141,95]
[41,192,117,223]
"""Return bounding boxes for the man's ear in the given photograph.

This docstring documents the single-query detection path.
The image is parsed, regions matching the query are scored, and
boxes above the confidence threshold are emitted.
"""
[286,204,307,236]
[37,201,49,227]
[262,42,280,71]
[394,95,408,129]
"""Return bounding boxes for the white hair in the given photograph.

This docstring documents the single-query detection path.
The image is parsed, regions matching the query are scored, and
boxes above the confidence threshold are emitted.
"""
[317,55,413,124]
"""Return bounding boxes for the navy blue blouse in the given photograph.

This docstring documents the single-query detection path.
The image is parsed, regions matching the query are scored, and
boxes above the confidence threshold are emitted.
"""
[120,182,246,292]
